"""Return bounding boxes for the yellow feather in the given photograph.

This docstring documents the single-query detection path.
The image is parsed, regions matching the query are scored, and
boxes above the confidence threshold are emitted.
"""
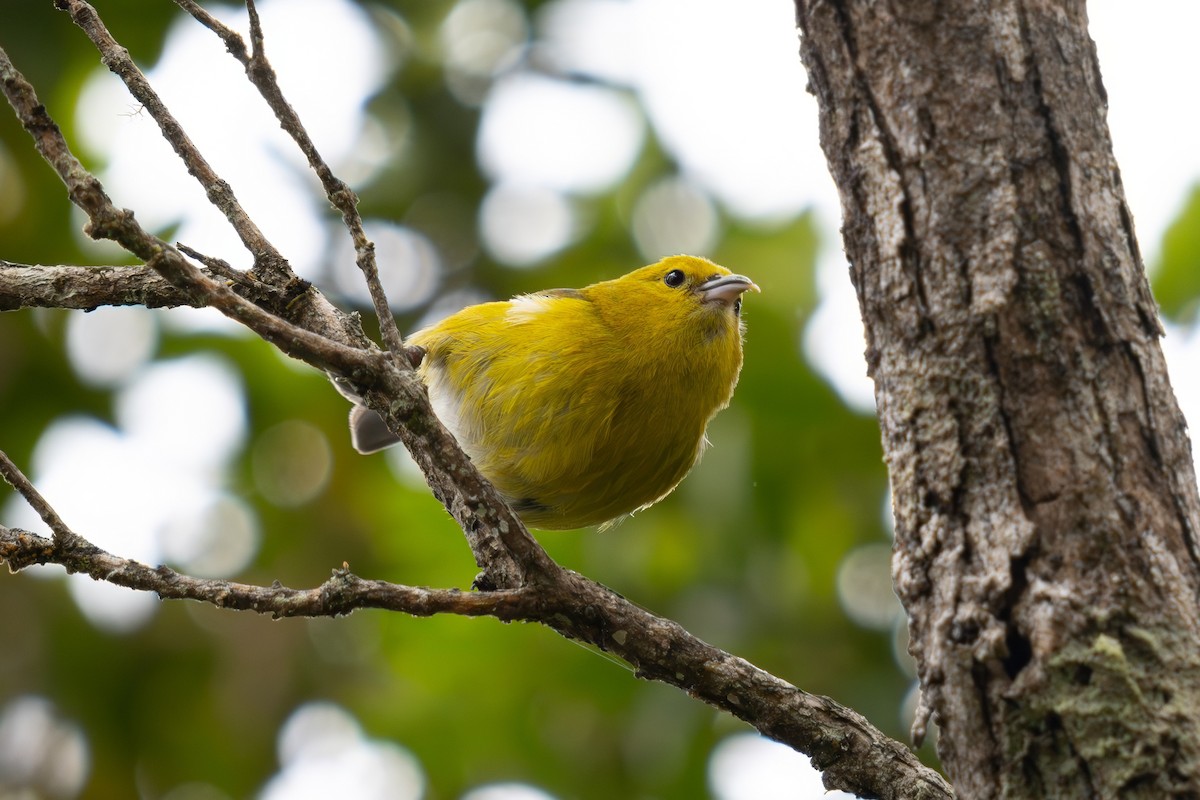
[349,254,758,530]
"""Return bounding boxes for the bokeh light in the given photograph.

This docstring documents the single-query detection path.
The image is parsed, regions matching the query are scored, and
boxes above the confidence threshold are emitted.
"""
[631,175,721,261]
[534,0,834,222]
[66,306,159,388]
[477,73,644,194]
[114,354,247,474]
[159,495,260,578]
[328,221,442,312]
[708,733,858,800]
[0,695,89,799]
[836,542,903,631]
[67,574,159,634]
[16,417,173,562]
[802,253,876,413]
[261,702,425,800]
[3,353,249,631]
[535,0,637,85]
[441,0,529,105]
[252,420,334,508]
[461,783,560,800]
[479,182,577,266]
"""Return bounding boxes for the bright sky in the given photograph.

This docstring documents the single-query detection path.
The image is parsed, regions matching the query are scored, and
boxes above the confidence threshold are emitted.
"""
[5,1,1199,798]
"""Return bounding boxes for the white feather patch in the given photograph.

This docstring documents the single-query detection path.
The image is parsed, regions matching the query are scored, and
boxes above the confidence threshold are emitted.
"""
[423,365,466,443]
[504,294,555,325]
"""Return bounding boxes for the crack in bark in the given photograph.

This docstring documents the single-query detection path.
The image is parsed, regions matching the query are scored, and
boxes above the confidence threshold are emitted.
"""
[1017,4,1084,258]
[981,331,1034,515]
[827,0,930,327]
[999,550,1033,680]
[969,660,1003,789]
[1120,337,1200,579]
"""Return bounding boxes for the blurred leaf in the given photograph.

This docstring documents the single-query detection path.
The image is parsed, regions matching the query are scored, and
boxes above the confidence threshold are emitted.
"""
[1153,183,1200,323]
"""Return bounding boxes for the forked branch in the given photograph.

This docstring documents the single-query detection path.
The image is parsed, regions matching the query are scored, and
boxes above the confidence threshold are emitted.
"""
[0,4,953,797]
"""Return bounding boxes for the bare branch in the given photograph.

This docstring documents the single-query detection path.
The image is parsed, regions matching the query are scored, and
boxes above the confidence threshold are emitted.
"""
[0,451,79,548]
[0,40,532,590]
[175,0,407,358]
[0,525,530,618]
[0,453,953,800]
[0,46,376,379]
[171,0,250,64]
[0,260,196,310]
[55,0,290,281]
[0,257,272,311]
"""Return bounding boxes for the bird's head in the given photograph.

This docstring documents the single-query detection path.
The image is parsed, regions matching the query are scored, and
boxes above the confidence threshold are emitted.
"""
[589,255,759,347]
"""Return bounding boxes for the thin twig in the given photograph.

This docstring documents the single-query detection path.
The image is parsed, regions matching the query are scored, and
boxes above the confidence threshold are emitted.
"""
[55,0,291,282]
[175,243,276,294]
[0,45,376,378]
[172,0,249,64]
[0,523,529,617]
[0,452,79,548]
[174,0,408,358]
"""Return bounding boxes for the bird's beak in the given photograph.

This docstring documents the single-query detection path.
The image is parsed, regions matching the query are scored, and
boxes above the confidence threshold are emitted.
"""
[698,274,760,304]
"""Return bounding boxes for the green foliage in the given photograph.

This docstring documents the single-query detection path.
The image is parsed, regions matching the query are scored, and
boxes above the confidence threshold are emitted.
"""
[0,2,918,799]
[1153,183,1200,323]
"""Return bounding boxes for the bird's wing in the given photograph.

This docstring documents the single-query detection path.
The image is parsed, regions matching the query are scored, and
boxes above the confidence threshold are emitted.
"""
[413,292,623,501]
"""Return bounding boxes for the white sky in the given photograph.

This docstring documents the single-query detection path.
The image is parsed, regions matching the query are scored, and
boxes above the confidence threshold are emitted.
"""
[5,1,1200,798]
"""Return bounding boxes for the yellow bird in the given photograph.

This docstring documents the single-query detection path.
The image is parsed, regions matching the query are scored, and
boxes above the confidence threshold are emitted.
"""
[344,254,758,529]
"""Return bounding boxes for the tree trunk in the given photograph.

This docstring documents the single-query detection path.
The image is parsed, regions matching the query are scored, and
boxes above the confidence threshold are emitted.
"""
[795,1,1200,796]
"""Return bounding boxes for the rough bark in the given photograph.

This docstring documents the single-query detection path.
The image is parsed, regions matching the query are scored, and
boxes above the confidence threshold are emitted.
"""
[796,1,1200,796]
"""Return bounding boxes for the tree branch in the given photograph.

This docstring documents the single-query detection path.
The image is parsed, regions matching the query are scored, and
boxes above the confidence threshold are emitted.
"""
[38,2,524,583]
[172,0,406,357]
[54,0,290,281]
[0,450,953,800]
[0,257,280,311]
[0,526,529,619]
[0,46,374,374]
[0,260,195,310]
[0,33,531,594]
[2,5,955,796]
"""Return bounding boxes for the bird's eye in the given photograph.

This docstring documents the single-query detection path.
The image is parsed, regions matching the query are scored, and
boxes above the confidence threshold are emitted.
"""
[734,297,742,316]
[663,269,686,288]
